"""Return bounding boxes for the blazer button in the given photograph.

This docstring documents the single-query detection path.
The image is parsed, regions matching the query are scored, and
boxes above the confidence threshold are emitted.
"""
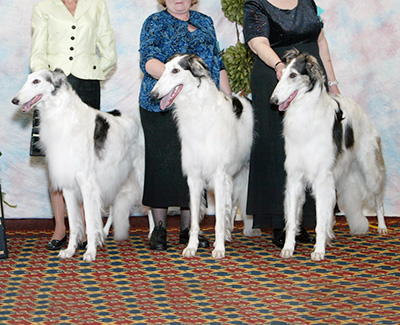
[93,66,97,70]
[72,25,76,29]
[70,47,74,51]
[69,57,73,61]
[71,36,75,40]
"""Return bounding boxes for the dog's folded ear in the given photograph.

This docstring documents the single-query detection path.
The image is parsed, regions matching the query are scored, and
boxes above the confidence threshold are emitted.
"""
[304,54,325,85]
[187,54,210,78]
[283,48,301,64]
[51,68,67,93]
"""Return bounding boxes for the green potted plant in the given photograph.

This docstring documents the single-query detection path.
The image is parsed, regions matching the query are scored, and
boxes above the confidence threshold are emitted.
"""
[221,0,253,95]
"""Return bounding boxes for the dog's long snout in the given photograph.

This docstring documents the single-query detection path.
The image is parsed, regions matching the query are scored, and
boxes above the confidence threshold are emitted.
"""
[270,94,279,105]
[150,89,159,100]
[11,97,19,105]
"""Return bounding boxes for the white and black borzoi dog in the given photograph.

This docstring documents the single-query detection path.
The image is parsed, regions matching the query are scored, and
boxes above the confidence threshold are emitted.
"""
[12,69,152,262]
[151,53,260,259]
[270,49,387,261]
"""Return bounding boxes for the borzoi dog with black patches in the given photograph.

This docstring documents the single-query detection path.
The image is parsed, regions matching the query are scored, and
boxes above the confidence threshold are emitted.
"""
[151,54,259,259]
[270,49,387,261]
[12,69,151,262]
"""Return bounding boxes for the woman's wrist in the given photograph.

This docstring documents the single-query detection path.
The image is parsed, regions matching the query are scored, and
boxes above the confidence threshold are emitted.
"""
[274,61,284,71]
[328,80,339,87]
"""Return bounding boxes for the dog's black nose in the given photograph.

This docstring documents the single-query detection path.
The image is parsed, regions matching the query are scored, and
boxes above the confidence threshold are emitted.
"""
[11,98,19,105]
[270,96,278,105]
[150,90,158,99]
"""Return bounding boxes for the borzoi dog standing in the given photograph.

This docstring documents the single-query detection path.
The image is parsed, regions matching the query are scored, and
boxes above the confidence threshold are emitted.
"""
[12,69,150,262]
[151,54,259,259]
[270,49,387,261]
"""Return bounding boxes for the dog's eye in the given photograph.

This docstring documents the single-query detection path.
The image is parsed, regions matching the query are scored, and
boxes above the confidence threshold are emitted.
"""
[33,79,41,84]
[289,73,297,79]
[172,68,180,74]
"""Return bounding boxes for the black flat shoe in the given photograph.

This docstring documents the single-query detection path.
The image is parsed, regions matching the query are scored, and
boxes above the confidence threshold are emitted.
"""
[150,222,167,251]
[296,226,315,244]
[179,227,210,248]
[272,227,315,248]
[47,235,67,251]
[272,229,285,249]
[78,241,87,249]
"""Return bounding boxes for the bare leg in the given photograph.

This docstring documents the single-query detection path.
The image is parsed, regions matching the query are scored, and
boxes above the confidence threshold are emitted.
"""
[50,189,66,240]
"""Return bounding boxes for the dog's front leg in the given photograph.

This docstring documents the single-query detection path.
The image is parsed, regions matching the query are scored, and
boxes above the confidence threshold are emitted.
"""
[58,189,82,259]
[182,175,203,258]
[312,174,336,261]
[80,180,104,262]
[212,173,232,259]
[281,174,304,259]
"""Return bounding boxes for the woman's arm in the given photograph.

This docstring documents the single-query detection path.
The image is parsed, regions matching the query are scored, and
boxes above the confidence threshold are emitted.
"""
[247,36,284,79]
[30,5,49,72]
[219,69,231,95]
[145,58,165,80]
[318,30,340,94]
[96,0,117,77]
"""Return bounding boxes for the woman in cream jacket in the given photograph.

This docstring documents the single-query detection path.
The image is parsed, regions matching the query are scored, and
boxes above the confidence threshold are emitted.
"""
[30,0,117,250]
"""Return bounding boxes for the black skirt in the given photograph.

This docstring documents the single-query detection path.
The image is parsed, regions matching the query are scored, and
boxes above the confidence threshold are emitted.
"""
[246,42,325,229]
[140,107,190,208]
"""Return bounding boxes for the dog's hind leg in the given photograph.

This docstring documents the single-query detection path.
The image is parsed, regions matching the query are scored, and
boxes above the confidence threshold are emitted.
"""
[357,144,387,234]
[182,175,204,258]
[58,189,82,259]
[337,169,369,235]
[108,173,138,241]
[281,174,304,259]
[234,165,261,238]
[312,174,336,261]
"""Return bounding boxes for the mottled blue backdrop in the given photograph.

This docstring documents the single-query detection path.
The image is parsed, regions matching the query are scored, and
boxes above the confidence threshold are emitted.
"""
[1,0,399,219]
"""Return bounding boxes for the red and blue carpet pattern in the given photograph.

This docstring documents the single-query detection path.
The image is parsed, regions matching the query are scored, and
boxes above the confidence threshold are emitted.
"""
[1,216,400,324]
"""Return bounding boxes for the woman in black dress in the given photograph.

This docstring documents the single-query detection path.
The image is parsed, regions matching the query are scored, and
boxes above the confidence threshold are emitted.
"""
[243,0,340,247]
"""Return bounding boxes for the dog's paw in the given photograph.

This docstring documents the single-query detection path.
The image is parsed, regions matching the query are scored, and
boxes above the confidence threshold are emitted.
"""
[280,248,294,259]
[378,226,388,235]
[182,247,197,258]
[243,229,262,237]
[83,250,96,262]
[311,251,325,261]
[212,248,225,259]
[58,248,75,259]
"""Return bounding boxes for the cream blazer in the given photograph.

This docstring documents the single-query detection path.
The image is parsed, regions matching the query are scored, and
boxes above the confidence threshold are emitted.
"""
[30,0,117,80]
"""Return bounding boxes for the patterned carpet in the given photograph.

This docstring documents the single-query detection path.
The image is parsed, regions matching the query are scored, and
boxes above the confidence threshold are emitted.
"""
[1,216,400,325]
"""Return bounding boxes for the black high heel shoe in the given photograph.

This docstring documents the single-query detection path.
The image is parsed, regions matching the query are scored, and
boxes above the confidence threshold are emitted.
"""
[47,235,67,251]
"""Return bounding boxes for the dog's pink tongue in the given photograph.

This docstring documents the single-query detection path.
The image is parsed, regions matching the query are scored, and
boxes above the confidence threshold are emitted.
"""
[278,91,298,111]
[159,85,183,111]
[21,95,42,112]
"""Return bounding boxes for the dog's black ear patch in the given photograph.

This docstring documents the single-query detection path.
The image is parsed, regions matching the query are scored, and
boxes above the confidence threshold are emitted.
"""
[107,109,121,116]
[179,54,210,79]
[333,103,344,156]
[344,124,355,149]
[94,114,110,158]
[49,68,67,95]
[283,48,301,64]
[232,97,243,119]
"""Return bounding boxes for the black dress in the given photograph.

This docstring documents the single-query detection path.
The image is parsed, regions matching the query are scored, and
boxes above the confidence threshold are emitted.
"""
[243,0,326,228]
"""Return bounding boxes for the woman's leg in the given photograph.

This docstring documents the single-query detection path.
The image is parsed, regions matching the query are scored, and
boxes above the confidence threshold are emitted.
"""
[149,208,168,250]
[50,189,66,241]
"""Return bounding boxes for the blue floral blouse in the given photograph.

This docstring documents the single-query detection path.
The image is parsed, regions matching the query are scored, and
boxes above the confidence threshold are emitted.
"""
[139,10,225,112]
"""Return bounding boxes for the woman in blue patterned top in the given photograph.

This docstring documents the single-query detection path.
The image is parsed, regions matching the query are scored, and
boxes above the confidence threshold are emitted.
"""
[139,0,231,251]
